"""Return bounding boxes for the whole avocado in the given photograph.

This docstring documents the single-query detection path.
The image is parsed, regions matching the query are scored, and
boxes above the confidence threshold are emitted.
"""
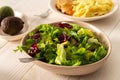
[0,6,14,23]
[1,16,24,35]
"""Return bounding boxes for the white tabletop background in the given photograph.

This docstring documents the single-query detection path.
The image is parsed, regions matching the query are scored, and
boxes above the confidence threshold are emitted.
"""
[0,0,120,80]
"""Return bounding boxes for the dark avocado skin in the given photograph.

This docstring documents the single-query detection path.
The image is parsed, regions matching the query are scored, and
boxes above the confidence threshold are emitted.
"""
[1,16,24,35]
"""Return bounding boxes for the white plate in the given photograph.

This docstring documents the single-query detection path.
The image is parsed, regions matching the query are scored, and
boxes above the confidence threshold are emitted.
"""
[0,11,29,41]
[49,0,118,21]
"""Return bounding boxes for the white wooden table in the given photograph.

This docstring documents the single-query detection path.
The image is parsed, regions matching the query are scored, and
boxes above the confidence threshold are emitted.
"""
[0,0,120,80]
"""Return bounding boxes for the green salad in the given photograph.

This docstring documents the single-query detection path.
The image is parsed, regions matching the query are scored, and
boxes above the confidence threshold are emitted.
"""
[20,22,107,66]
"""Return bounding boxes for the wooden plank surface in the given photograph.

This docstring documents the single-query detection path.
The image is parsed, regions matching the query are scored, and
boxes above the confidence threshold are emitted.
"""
[0,42,34,80]
[0,0,120,80]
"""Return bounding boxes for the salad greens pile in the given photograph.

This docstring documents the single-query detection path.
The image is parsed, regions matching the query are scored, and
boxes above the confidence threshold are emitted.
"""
[21,22,107,66]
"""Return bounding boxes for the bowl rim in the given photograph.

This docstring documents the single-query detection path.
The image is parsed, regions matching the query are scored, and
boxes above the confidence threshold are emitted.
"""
[21,21,112,68]
[49,0,119,21]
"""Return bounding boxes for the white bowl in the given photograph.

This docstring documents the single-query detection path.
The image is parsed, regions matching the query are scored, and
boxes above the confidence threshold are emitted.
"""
[49,0,118,21]
[22,21,111,75]
[0,11,29,41]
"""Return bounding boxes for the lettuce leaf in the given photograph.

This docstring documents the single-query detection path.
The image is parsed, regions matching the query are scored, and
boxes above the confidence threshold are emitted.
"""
[55,43,67,65]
